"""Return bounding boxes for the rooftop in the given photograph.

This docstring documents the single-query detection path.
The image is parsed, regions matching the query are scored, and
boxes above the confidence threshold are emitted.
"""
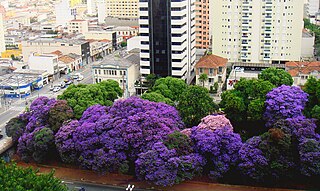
[195,54,228,68]
[286,61,320,77]
[92,53,140,69]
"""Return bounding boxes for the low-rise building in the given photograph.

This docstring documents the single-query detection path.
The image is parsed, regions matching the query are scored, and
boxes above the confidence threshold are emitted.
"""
[0,73,43,98]
[195,54,227,90]
[286,61,320,86]
[92,52,140,97]
[28,53,59,81]
[58,53,82,73]
[13,69,49,86]
[84,30,122,49]
[301,29,315,60]
[68,19,89,34]
[22,37,90,65]
[88,39,113,62]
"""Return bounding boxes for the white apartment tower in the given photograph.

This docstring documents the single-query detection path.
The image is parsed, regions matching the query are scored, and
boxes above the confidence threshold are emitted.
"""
[139,0,196,83]
[307,0,320,17]
[97,0,107,24]
[55,0,74,27]
[0,14,5,54]
[211,0,304,64]
[87,0,97,15]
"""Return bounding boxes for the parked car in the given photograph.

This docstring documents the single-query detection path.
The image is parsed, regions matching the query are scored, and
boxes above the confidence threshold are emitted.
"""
[77,75,84,81]
[66,80,73,85]
[60,82,66,88]
[53,87,60,92]
[50,86,54,91]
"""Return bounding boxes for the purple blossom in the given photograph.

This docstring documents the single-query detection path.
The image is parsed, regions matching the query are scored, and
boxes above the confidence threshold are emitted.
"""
[264,85,308,127]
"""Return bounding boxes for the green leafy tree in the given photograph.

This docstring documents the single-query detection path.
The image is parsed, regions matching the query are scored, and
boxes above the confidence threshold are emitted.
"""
[5,117,26,144]
[258,67,293,87]
[0,160,67,191]
[163,131,194,156]
[151,77,188,102]
[33,128,55,163]
[220,79,275,139]
[177,85,217,127]
[58,80,122,118]
[141,92,174,106]
[303,77,319,117]
[198,73,208,87]
[145,73,159,89]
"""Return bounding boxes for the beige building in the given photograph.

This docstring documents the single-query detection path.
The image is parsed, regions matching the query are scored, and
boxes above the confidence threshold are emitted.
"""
[301,29,315,60]
[68,19,89,34]
[105,0,138,18]
[195,54,227,89]
[211,0,304,64]
[286,61,320,86]
[92,53,140,97]
[21,38,90,65]
[58,53,82,73]
[0,14,5,53]
[195,0,210,50]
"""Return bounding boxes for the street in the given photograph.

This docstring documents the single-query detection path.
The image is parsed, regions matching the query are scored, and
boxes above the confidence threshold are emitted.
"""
[63,180,149,191]
[0,63,93,140]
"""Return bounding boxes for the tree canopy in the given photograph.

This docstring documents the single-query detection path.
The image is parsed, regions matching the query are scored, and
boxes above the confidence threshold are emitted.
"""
[58,80,122,118]
[151,77,188,102]
[141,92,174,106]
[177,85,217,127]
[258,67,293,87]
[0,160,67,191]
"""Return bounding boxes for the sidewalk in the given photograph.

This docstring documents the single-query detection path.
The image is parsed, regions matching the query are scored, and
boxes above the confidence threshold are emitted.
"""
[17,162,302,191]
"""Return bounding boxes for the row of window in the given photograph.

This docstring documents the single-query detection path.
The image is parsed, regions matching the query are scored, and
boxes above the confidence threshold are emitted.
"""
[94,69,126,76]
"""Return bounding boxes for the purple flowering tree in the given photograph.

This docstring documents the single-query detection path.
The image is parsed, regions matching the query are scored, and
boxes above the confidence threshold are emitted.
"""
[55,97,184,174]
[135,142,205,186]
[191,125,242,179]
[16,97,58,162]
[238,128,296,183]
[264,85,308,127]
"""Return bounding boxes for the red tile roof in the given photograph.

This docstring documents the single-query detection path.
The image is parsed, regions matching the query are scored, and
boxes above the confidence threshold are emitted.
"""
[195,54,228,69]
[285,61,320,77]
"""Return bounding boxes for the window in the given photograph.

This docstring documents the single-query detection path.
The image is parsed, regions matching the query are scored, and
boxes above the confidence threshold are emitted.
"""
[218,67,223,73]
[209,68,214,75]
[199,68,203,74]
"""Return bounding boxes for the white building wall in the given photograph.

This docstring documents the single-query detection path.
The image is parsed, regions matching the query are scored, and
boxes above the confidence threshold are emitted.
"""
[55,0,74,27]
[97,0,107,24]
[211,0,304,64]
[301,34,315,58]
[127,36,140,51]
[0,14,5,54]
[28,54,59,75]
[87,0,97,15]
[307,0,320,17]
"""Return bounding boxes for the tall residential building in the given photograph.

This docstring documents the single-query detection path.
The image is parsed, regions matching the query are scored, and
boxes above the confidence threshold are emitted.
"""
[105,0,138,18]
[139,0,196,83]
[0,14,5,54]
[97,0,107,24]
[211,0,304,64]
[87,0,97,15]
[307,0,320,17]
[195,0,210,50]
[55,0,74,27]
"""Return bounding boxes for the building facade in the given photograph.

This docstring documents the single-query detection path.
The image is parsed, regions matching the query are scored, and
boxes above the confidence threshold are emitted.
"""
[105,0,138,18]
[28,53,59,80]
[286,61,320,86]
[306,0,320,17]
[195,0,210,50]
[211,0,304,64]
[55,0,74,27]
[139,0,196,83]
[92,53,140,97]
[0,14,5,54]
[22,38,90,65]
[68,19,89,34]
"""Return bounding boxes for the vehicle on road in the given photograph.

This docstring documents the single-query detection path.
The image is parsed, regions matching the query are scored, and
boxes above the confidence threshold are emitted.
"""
[66,80,73,85]
[0,134,3,140]
[60,82,66,88]
[50,86,54,91]
[53,87,60,92]
[77,76,84,81]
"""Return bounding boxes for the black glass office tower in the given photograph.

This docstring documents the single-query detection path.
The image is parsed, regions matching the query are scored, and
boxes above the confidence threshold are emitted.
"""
[148,0,172,77]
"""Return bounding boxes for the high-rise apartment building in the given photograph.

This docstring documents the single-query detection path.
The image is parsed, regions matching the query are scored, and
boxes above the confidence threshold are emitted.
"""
[211,0,304,64]
[306,0,320,17]
[55,0,74,27]
[105,0,139,18]
[195,0,210,50]
[0,14,5,54]
[97,0,107,24]
[139,0,196,82]
[87,0,97,15]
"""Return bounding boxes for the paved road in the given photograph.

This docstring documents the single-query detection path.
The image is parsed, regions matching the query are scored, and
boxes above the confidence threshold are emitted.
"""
[64,180,148,191]
[0,63,93,145]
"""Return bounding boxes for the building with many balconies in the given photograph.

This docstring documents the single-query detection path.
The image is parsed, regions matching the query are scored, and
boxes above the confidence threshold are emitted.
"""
[211,0,304,64]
